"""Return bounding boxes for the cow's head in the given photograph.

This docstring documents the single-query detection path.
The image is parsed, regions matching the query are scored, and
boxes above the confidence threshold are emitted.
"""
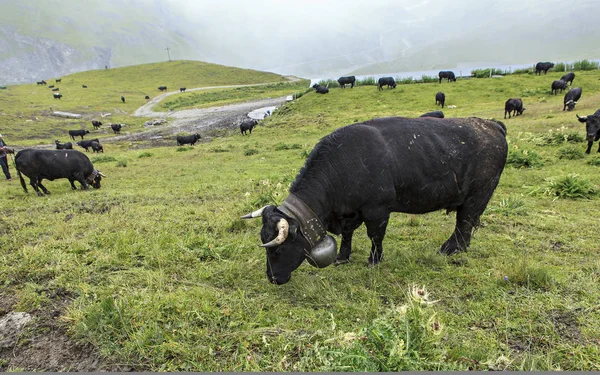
[577,114,600,141]
[87,170,106,189]
[243,205,337,284]
[518,107,526,115]
[194,134,202,140]
[566,100,577,111]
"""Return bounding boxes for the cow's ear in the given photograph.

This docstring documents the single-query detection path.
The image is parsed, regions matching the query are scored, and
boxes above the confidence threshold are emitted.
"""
[288,223,299,241]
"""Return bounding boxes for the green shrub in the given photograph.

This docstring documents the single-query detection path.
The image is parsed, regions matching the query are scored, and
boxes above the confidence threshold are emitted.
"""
[274,142,302,151]
[176,146,193,152]
[420,75,438,83]
[535,129,584,146]
[209,146,230,153]
[573,59,599,71]
[553,62,572,72]
[487,195,527,216]
[91,155,117,163]
[116,159,128,168]
[357,77,376,86]
[244,148,259,156]
[505,262,555,290]
[471,68,505,78]
[587,156,600,166]
[512,68,531,75]
[137,151,153,158]
[545,174,597,199]
[399,77,414,85]
[557,146,585,160]
[507,149,543,168]
[316,79,339,88]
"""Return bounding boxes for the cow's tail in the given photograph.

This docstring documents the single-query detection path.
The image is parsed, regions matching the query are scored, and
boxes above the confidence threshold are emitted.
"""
[14,155,27,193]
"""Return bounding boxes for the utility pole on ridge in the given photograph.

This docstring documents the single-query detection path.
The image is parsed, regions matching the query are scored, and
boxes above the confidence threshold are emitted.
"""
[165,47,171,62]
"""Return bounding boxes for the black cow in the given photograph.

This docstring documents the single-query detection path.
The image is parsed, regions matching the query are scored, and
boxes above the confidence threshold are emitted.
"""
[68,129,90,140]
[180,87,186,92]
[55,79,62,83]
[438,71,456,83]
[82,84,87,88]
[36,80,47,85]
[240,119,259,135]
[561,72,575,86]
[76,138,100,152]
[48,85,55,88]
[121,96,125,103]
[435,92,445,108]
[535,62,554,75]
[576,109,600,154]
[176,134,201,146]
[377,77,396,91]
[52,87,59,92]
[312,84,329,94]
[158,86,167,91]
[551,80,568,95]
[145,95,150,99]
[90,141,104,153]
[15,149,105,196]
[504,98,525,119]
[419,110,444,118]
[55,140,73,150]
[337,76,356,89]
[110,124,122,134]
[563,87,582,111]
[243,116,508,284]
[91,120,102,129]
[53,93,63,99]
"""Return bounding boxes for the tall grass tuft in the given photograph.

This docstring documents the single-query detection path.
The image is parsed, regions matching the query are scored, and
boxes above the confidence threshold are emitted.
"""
[535,128,585,146]
[557,146,585,160]
[356,77,377,86]
[554,60,599,72]
[420,75,438,83]
[545,174,597,199]
[506,149,543,168]
[486,195,527,216]
[471,68,505,78]
[587,156,600,166]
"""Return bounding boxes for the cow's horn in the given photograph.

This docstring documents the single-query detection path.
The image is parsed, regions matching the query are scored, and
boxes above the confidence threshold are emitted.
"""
[98,171,106,177]
[241,205,268,219]
[260,218,289,247]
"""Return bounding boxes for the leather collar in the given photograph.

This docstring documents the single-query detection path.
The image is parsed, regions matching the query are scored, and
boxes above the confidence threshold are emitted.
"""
[278,193,327,248]
[86,170,98,183]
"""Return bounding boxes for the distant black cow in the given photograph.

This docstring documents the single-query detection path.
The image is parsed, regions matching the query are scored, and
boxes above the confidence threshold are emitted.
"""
[36,80,47,85]
[561,72,575,86]
[180,87,186,92]
[68,129,90,140]
[551,80,568,95]
[377,77,396,91]
[145,95,150,99]
[15,149,104,196]
[438,71,456,83]
[576,109,600,154]
[419,110,445,118]
[121,96,125,103]
[110,124,122,134]
[337,76,356,89]
[312,84,329,94]
[53,93,63,99]
[76,139,100,152]
[158,86,167,91]
[176,134,201,146]
[90,141,104,153]
[82,84,87,88]
[504,98,525,119]
[240,119,259,135]
[55,79,62,83]
[435,92,445,108]
[535,62,554,75]
[91,120,102,129]
[48,85,55,88]
[52,88,59,92]
[55,140,73,150]
[563,87,582,111]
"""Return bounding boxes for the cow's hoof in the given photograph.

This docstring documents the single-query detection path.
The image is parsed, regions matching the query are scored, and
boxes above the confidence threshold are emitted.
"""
[334,259,350,266]
[367,261,380,268]
[439,241,461,255]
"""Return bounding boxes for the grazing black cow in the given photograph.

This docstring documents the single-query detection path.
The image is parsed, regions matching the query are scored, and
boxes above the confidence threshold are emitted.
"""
[53,93,63,99]
[48,85,55,88]
[110,124,122,134]
[15,149,105,196]
[576,109,600,154]
[504,98,525,119]
[55,79,62,83]
[176,134,201,146]
[563,87,582,111]
[551,80,568,95]
[145,95,150,99]
[312,84,329,94]
[435,92,445,108]
[52,87,59,91]
[36,80,47,85]
[121,96,125,103]
[68,129,90,140]
[337,76,356,89]
[55,140,73,150]
[535,62,554,75]
[240,119,259,135]
[377,77,396,91]
[561,72,575,86]
[158,86,167,91]
[91,120,102,129]
[438,71,456,83]
[243,116,508,284]
[76,138,100,152]
[419,110,444,118]
[90,141,104,153]
[82,84,87,88]
[180,87,186,92]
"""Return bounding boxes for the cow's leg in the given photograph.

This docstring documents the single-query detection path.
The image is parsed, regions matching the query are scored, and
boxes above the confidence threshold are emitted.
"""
[29,178,44,196]
[68,179,77,190]
[36,178,50,195]
[596,142,600,153]
[586,141,592,154]
[363,211,390,266]
[335,216,363,265]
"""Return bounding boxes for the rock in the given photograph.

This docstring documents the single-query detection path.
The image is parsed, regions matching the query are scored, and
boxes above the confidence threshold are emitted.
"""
[0,312,33,348]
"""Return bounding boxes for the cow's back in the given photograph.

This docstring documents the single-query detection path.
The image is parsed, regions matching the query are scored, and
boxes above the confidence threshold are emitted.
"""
[16,149,93,179]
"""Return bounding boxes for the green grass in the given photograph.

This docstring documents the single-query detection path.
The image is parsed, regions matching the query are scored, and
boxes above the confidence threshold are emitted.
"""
[1,66,600,371]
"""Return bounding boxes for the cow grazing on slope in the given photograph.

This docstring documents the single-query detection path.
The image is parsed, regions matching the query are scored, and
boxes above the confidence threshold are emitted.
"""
[82,84,87,88]
[53,93,62,99]
[48,85,55,88]
[15,149,105,196]
[180,87,186,92]
[419,110,444,118]
[68,129,90,140]
[576,109,600,154]
[563,87,582,111]
[504,98,525,119]
[435,92,445,108]
[55,79,62,83]
[158,86,167,91]
[145,95,150,99]
[535,62,554,75]
[243,116,508,284]
[438,71,456,83]
[121,96,125,103]
[377,77,396,90]
[91,120,103,129]
[337,76,356,88]
[561,72,575,86]
[36,80,47,85]
[312,84,329,94]
[90,141,104,153]
[176,134,201,146]
[55,140,73,150]
[76,139,100,152]
[52,88,59,92]
[551,80,568,95]
[110,124,122,134]
[240,119,259,135]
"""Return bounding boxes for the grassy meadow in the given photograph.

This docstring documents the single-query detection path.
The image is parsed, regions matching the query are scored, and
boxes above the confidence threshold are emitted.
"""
[1,63,600,371]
